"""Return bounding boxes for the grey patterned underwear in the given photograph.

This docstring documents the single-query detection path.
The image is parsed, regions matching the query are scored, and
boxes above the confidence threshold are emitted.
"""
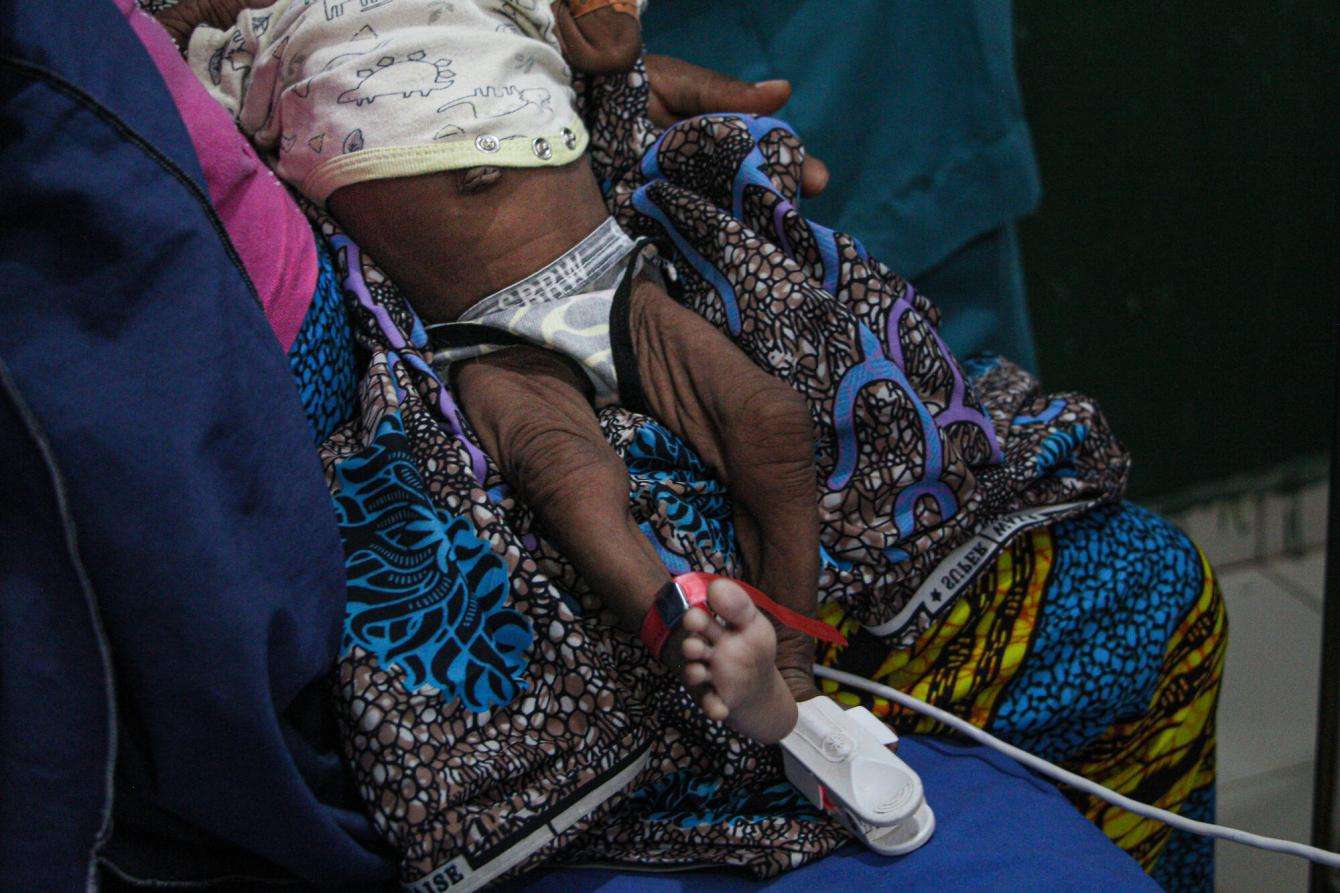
[427,217,651,407]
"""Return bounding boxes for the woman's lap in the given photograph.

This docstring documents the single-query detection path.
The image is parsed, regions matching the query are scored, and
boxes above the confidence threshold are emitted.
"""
[283,254,1224,887]
[281,97,1217,882]
[818,502,1226,892]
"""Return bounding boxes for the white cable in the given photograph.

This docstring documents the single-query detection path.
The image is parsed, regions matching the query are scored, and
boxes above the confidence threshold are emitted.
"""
[813,664,1340,868]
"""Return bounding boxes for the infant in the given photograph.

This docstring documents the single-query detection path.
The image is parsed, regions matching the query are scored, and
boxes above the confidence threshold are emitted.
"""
[157,0,827,743]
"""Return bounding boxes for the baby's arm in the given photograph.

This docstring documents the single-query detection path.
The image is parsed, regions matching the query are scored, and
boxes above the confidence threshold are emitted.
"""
[552,0,642,74]
[152,0,265,54]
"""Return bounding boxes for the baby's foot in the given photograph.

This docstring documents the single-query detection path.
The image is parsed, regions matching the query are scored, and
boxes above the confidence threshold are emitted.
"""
[672,579,798,744]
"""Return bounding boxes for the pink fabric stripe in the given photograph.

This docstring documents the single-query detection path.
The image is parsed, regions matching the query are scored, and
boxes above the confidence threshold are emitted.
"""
[120,0,318,351]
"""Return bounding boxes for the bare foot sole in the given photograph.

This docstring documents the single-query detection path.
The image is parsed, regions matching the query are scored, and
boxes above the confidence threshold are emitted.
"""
[670,579,799,744]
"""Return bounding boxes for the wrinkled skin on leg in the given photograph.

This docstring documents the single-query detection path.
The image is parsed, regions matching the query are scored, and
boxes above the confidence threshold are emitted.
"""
[627,278,824,703]
[454,341,800,742]
[455,346,666,620]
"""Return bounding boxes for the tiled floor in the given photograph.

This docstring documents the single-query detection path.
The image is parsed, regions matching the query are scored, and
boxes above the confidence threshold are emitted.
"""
[1167,480,1328,892]
[1214,564,1323,892]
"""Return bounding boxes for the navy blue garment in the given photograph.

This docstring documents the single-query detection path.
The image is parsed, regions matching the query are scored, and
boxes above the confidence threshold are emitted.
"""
[0,0,393,887]
[509,737,1159,892]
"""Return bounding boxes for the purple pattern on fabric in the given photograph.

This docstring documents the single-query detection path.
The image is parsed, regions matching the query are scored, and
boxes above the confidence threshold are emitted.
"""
[885,282,1003,461]
[401,352,490,485]
[739,117,844,294]
[335,236,405,350]
[828,325,958,538]
[334,235,490,484]
[632,186,743,334]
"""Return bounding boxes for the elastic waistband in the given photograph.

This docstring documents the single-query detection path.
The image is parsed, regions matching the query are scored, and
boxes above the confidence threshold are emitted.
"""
[301,120,590,206]
[455,217,638,321]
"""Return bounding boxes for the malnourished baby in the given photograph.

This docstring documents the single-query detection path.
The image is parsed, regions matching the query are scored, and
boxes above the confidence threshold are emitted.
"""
[156,0,835,744]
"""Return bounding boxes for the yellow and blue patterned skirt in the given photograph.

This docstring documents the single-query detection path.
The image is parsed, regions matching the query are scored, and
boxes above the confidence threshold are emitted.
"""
[818,502,1226,891]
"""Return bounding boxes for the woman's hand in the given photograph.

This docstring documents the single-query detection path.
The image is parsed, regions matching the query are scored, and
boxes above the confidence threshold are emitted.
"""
[643,54,829,197]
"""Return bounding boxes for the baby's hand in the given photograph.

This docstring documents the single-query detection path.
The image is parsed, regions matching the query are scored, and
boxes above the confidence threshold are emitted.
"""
[152,0,274,54]
[552,0,641,74]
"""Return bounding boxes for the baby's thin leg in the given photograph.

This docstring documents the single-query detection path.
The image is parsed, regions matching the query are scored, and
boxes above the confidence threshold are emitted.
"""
[454,346,665,625]
[455,345,791,738]
[627,279,824,703]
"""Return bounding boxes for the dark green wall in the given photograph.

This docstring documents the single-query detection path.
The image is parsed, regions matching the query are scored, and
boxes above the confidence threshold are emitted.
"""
[1012,3,1338,497]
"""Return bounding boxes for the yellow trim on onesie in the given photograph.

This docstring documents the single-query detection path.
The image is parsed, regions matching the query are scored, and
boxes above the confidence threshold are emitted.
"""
[302,120,590,205]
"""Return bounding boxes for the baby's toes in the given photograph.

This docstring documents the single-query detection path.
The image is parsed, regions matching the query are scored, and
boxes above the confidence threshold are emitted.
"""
[681,661,710,689]
[705,579,759,630]
[680,634,712,663]
[681,605,723,645]
[698,690,730,723]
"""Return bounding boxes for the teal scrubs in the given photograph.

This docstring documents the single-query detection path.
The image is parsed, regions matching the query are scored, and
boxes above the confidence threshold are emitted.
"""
[643,0,1040,369]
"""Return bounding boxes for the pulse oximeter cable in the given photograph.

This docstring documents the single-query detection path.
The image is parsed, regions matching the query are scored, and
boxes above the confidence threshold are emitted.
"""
[814,664,1340,868]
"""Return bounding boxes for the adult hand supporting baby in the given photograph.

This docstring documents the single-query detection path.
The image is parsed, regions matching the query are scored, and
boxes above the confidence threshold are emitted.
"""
[644,54,830,197]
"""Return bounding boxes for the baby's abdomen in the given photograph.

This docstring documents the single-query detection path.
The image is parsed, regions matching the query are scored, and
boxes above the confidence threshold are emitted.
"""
[325,157,610,323]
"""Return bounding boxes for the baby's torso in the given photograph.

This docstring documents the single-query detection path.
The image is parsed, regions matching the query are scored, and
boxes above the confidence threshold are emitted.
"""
[191,0,588,203]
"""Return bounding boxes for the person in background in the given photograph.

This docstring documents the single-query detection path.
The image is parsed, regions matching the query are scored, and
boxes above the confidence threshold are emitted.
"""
[643,0,1041,371]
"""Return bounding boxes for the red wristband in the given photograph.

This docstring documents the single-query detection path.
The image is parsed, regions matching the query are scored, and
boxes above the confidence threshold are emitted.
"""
[640,578,697,659]
[639,572,847,660]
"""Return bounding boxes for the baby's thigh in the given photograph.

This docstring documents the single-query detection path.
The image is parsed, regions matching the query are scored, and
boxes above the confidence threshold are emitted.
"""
[454,346,624,503]
[627,280,813,470]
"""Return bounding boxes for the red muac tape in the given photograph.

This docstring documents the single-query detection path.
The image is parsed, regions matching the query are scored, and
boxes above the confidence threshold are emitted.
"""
[639,571,847,659]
